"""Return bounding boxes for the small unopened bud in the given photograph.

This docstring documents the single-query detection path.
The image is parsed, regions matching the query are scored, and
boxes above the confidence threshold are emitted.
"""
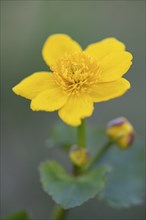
[106,117,135,149]
[69,145,89,166]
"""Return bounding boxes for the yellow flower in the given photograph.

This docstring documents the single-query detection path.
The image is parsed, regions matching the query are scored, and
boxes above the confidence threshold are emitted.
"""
[13,34,132,126]
[106,117,135,149]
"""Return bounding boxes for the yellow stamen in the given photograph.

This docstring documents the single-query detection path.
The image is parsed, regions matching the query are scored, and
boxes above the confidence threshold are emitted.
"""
[51,52,101,95]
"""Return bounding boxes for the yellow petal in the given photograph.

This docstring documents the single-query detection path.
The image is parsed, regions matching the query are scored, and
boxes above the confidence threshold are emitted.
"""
[99,52,132,82]
[31,87,68,112]
[12,72,55,100]
[58,95,94,126]
[90,78,130,102]
[85,37,125,61]
[42,34,82,67]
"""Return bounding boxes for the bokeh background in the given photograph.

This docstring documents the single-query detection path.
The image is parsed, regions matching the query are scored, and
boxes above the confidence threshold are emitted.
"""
[1,1,145,220]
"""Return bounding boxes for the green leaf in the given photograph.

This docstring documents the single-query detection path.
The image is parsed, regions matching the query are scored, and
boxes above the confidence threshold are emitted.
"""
[87,127,145,208]
[39,160,110,209]
[46,123,145,208]
[98,141,145,208]
[46,122,76,150]
[5,211,30,220]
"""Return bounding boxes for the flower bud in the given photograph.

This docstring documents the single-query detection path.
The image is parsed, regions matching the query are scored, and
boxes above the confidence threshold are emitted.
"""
[106,117,135,149]
[69,145,89,166]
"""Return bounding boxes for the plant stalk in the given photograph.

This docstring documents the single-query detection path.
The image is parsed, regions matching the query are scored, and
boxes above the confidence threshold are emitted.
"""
[52,205,67,220]
[77,119,86,148]
[52,120,86,220]
[85,140,113,170]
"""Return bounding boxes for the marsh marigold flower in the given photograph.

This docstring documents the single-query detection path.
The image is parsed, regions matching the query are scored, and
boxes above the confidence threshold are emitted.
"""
[13,34,132,126]
[106,117,135,149]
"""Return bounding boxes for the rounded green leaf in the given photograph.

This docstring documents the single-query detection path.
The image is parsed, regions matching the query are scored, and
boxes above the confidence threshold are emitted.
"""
[98,141,145,208]
[39,161,110,209]
[86,127,145,208]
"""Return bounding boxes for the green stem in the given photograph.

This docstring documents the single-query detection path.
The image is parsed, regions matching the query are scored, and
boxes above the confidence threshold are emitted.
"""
[52,205,67,220]
[52,120,86,219]
[85,140,113,170]
[77,119,86,148]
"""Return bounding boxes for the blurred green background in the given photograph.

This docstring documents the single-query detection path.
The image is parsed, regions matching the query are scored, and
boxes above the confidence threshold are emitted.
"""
[1,1,145,220]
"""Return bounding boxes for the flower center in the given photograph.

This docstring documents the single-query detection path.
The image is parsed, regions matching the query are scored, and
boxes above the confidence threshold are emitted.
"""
[51,52,101,95]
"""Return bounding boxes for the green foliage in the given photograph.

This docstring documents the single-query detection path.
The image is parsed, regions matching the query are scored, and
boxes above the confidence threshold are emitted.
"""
[46,122,107,152]
[97,141,145,208]
[39,160,109,209]
[43,123,145,208]
[5,211,30,220]
[87,127,145,208]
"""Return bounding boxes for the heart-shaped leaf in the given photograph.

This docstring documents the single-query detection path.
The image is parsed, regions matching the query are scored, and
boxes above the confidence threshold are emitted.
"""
[86,126,145,208]
[97,141,145,208]
[39,160,110,209]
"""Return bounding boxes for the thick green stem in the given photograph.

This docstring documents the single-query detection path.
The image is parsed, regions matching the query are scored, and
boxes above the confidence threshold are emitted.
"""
[77,119,86,148]
[52,120,86,220]
[52,205,67,220]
